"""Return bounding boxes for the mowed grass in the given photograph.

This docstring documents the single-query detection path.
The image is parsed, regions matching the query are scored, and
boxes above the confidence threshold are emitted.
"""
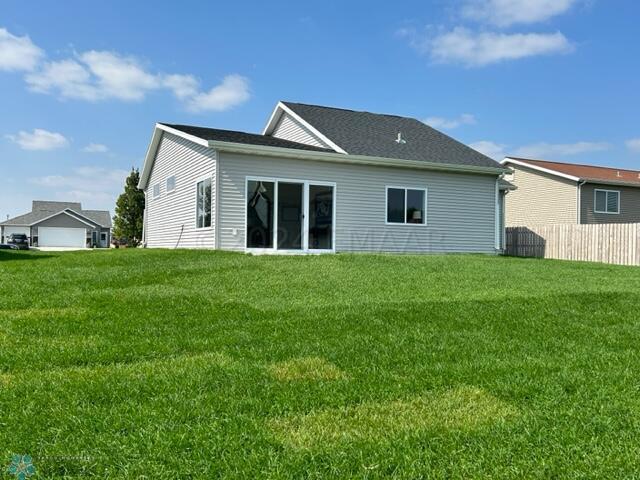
[1,249,640,479]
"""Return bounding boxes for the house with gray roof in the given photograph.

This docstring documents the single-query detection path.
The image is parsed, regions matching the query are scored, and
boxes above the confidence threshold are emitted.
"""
[1,201,112,248]
[138,101,511,253]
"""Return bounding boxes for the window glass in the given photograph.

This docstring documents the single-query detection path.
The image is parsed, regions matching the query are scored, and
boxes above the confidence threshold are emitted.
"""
[153,183,160,198]
[387,188,405,223]
[309,185,334,249]
[247,180,274,247]
[406,189,425,224]
[196,178,212,228]
[166,176,176,192]
[607,191,619,213]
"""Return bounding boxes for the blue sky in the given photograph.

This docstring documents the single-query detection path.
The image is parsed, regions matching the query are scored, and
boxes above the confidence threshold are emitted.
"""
[1,0,639,219]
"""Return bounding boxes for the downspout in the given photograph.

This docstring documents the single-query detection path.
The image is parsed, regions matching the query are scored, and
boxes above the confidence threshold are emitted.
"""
[577,180,586,224]
[494,177,500,252]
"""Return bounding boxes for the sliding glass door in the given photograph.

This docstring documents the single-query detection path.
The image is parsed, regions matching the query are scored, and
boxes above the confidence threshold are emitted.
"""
[246,178,335,252]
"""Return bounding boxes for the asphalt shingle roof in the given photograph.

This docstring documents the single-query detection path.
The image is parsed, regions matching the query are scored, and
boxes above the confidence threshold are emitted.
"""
[1,202,111,227]
[161,124,334,153]
[281,102,502,169]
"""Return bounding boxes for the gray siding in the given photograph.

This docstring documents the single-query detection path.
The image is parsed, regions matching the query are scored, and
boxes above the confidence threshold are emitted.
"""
[504,163,578,225]
[580,183,640,224]
[271,113,330,148]
[218,152,499,253]
[36,212,95,228]
[145,132,216,248]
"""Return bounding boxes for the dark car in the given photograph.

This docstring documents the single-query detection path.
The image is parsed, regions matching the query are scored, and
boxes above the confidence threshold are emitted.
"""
[6,233,29,250]
[0,244,19,250]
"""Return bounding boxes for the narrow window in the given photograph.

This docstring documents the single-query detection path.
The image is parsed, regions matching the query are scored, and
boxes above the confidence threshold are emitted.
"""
[594,189,620,214]
[153,183,161,199]
[247,180,275,248]
[386,187,426,225]
[196,178,212,228]
[166,176,176,193]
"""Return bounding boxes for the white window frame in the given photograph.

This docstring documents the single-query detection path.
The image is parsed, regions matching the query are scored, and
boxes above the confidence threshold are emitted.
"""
[152,183,161,199]
[244,176,337,254]
[194,175,213,230]
[166,175,176,194]
[594,188,620,214]
[385,186,428,226]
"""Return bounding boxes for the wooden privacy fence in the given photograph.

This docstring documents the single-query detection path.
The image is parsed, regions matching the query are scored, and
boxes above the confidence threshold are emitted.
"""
[505,223,640,266]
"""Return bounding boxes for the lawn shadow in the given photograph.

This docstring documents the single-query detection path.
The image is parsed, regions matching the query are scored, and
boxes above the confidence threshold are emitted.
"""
[0,251,55,262]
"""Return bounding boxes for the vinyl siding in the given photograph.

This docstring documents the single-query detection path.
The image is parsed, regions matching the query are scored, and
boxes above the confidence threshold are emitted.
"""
[580,183,640,224]
[35,212,95,228]
[145,132,216,248]
[504,163,577,225]
[218,152,498,253]
[271,113,331,148]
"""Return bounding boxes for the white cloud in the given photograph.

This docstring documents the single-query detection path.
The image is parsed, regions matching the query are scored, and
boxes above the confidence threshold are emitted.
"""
[83,143,108,153]
[514,141,610,158]
[186,74,250,113]
[0,28,44,71]
[29,166,129,211]
[625,138,640,153]
[24,47,250,111]
[424,113,476,130]
[424,27,573,67]
[6,128,69,151]
[469,140,508,159]
[462,0,578,27]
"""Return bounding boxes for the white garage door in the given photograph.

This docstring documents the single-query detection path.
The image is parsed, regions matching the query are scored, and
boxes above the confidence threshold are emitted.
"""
[39,227,86,248]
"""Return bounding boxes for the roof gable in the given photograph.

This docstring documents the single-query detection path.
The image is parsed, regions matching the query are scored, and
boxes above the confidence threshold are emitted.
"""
[0,203,111,227]
[273,102,501,169]
[504,157,640,187]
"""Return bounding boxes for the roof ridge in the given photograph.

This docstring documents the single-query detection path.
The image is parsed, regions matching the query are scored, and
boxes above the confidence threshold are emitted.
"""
[509,157,640,174]
[161,123,263,137]
[282,101,416,122]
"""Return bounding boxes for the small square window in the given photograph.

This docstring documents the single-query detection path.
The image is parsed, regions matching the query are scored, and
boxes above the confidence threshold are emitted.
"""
[594,189,620,214]
[386,187,426,225]
[153,183,161,198]
[166,176,176,193]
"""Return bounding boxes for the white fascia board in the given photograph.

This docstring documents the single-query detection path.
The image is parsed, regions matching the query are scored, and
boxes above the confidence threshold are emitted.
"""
[138,123,211,190]
[261,101,347,154]
[502,157,580,182]
[210,140,507,175]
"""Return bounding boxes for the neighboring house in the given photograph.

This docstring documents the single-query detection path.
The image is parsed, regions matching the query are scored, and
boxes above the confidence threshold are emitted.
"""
[0,201,112,248]
[502,157,640,226]
[138,101,510,254]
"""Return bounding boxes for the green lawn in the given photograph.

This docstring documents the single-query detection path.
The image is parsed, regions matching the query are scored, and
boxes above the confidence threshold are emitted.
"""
[1,249,640,479]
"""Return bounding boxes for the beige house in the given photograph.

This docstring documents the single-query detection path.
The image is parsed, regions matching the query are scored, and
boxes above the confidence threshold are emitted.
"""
[501,157,640,226]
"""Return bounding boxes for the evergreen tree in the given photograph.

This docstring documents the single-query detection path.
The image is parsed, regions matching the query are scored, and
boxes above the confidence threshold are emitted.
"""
[113,168,145,246]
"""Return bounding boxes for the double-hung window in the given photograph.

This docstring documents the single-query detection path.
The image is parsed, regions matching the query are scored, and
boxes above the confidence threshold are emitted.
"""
[152,183,161,199]
[386,187,427,225]
[196,178,212,228]
[594,189,620,214]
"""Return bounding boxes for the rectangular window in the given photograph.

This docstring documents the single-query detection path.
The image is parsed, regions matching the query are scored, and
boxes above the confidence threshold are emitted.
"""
[153,183,161,199]
[166,175,176,193]
[594,189,620,214]
[386,187,426,225]
[247,180,275,248]
[196,178,212,228]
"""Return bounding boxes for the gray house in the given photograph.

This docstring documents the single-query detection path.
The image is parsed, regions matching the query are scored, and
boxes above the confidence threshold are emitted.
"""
[139,101,510,254]
[501,157,640,226]
[0,201,112,248]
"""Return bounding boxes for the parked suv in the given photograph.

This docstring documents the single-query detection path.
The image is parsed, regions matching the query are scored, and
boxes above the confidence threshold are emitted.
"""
[6,233,29,250]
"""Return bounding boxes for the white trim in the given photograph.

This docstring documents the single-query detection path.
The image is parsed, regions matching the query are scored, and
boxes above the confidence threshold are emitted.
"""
[194,175,213,230]
[244,176,337,254]
[262,102,347,154]
[594,188,620,214]
[494,179,500,250]
[577,180,586,224]
[501,158,580,182]
[166,175,176,194]
[214,140,506,175]
[384,186,428,226]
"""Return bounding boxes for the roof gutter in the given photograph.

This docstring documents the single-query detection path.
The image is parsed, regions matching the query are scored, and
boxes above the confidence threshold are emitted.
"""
[209,140,509,176]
